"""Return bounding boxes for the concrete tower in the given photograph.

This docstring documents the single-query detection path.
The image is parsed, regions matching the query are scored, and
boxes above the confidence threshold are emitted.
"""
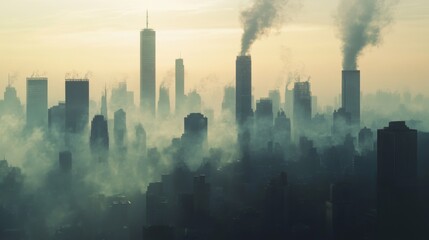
[26,77,48,129]
[342,70,360,126]
[140,11,156,117]
[175,58,185,114]
[65,79,89,133]
[235,55,252,126]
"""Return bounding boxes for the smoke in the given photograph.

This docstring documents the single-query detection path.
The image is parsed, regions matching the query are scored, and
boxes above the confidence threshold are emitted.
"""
[240,0,293,56]
[336,0,397,70]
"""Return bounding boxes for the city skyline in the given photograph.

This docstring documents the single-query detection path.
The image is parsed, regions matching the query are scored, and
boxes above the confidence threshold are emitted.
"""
[1,0,428,109]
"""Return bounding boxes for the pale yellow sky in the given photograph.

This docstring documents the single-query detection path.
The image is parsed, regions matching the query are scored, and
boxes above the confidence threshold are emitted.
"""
[1,0,428,110]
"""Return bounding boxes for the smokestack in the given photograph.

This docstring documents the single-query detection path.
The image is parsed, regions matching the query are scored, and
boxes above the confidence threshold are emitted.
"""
[236,55,252,126]
[342,70,360,126]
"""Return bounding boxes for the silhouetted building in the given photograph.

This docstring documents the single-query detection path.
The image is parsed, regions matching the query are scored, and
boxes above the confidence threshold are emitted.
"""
[269,90,281,116]
[187,90,201,113]
[193,175,211,222]
[418,132,429,180]
[377,121,418,239]
[342,70,360,126]
[274,111,291,148]
[1,84,23,117]
[326,182,353,240]
[90,115,109,152]
[134,123,147,156]
[175,58,185,114]
[293,81,312,139]
[48,102,66,133]
[59,151,72,173]
[65,79,89,133]
[140,14,156,117]
[222,86,235,115]
[114,109,126,149]
[284,84,293,121]
[236,55,252,126]
[358,127,374,152]
[182,113,208,148]
[158,86,170,119]
[101,87,108,119]
[255,98,274,147]
[332,108,352,137]
[26,77,48,129]
[110,82,134,111]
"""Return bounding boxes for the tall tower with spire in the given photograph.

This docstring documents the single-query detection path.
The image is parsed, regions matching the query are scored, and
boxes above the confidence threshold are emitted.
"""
[101,86,108,119]
[140,11,156,118]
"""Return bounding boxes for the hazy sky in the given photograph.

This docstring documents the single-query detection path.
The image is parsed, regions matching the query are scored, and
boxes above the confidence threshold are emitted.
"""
[1,0,428,109]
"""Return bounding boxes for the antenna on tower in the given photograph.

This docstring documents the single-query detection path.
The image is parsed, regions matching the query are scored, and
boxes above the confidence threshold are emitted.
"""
[146,10,149,28]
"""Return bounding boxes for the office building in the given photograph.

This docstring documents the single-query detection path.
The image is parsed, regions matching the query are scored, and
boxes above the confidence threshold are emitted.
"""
[342,71,360,126]
[269,90,281,116]
[158,86,170,119]
[90,115,109,152]
[140,13,156,117]
[26,77,48,129]
[48,102,66,133]
[293,81,312,139]
[114,109,127,148]
[236,55,252,126]
[65,79,89,133]
[175,58,185,114]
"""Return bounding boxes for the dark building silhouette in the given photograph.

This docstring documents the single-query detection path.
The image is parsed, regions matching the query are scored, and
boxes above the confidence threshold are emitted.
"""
[158,86,170,119]
[182,113,208,148]
[59,151,72,173]
[134,123,147,157]
[342,70,360,126]
[222,86,235,115]
[48,102,66,133]
[293,81,312,139]
[26,77,48,129]
[101,87,108,120]
[326,182,354,240]
[193,175,211,222]
[269,90,281,116]
[255,98,274,147]
[175,58,185,114]
[236,55,252,126]
[90,115,109,152]
[65,79,89,133]
[114,109,127,149]
[140,13,156,117]
[377,121,419,239]
[187,90,201,113]
[284,84,293,121]
[332,108,352,137]
[274,111,291,148]
[418,132,429,180]
[358,127,374,152]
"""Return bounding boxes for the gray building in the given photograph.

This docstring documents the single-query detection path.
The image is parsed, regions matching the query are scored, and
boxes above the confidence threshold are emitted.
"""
[342,70,360,126]
[175,58,185,114]
[26,77,48,129]
[235,55,252,126]
[65,79,89,133]
[140,15,156,117]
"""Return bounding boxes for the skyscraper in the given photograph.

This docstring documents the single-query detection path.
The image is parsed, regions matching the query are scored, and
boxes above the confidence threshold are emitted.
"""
[65,79,89,133]
[284,85,293,121]
[158,86,170,119]
[182,113,208,148]
[140,13,156,117]
[293,81,312,139]
[48,102,66,133]
[175,58,185,114]
[255,98,274,147]
[101,87,108,120]
[26,77,48,129]
[236,55,252,126]
[1,84,23,117]
[114,109,127,148]
[377,121,418,239]
[269,90,281,116]
[342,70,360,126]
[222,86,235,115]
[90,115,109,152]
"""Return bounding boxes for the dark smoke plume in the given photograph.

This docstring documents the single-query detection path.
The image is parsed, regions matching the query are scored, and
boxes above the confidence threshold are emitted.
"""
[240,0,291,56]
[337,0,397,70]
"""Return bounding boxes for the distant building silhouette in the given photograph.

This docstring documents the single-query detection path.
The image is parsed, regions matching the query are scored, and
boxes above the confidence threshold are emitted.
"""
[377,121,418,239]
[358,127,374,152]
[1,84,23,117]
[284,84,293,121]
[342,70,360,126]
[65,79,89,133]
[175,58,185,114]
[274,111,291,148]
[59,151,72,173]
[332,108,352,137]
[182,113,208,148]
[293,81,312,139]
[140,13,156,117]
[134,123,147,156]
[101,87,108,120]
[110,82,134,112]
[158,86,170,119]
[255,98,274,147]
[269,90,281,116]
[26,77,48,129]
[114,109,127,149]
[222,86,235,115]
[187,90,201,113]
[236,55,252,126]
[48,102,66,133]
[90,115,109,153]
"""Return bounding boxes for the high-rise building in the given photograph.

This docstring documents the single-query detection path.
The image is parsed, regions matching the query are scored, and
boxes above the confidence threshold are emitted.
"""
[140,13,156,117]
[358,127,374,152]
[114,109,127,148]
[332,108,352,136]
[342,70,360,126]
[1,84,23,117]
[274,111,291,148]
[222,86,235,115]
[255,98,274,147]
[284,85,293,121]
[182,113,208,148]
[48,102,66,133]
[101,87,108,120]
[269,90,281,116]
[158,86,170,119]
[26,77,48,129]
[377,121,418,239]
[236,55,252,126]
[59,151,72,173]
[90,115,109,152]
[65,79,89,133]
[175,58,185,114]
[187,90,201,113]
[293,81,312,139]
[110,82,134,111]
[134,123,147,156]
